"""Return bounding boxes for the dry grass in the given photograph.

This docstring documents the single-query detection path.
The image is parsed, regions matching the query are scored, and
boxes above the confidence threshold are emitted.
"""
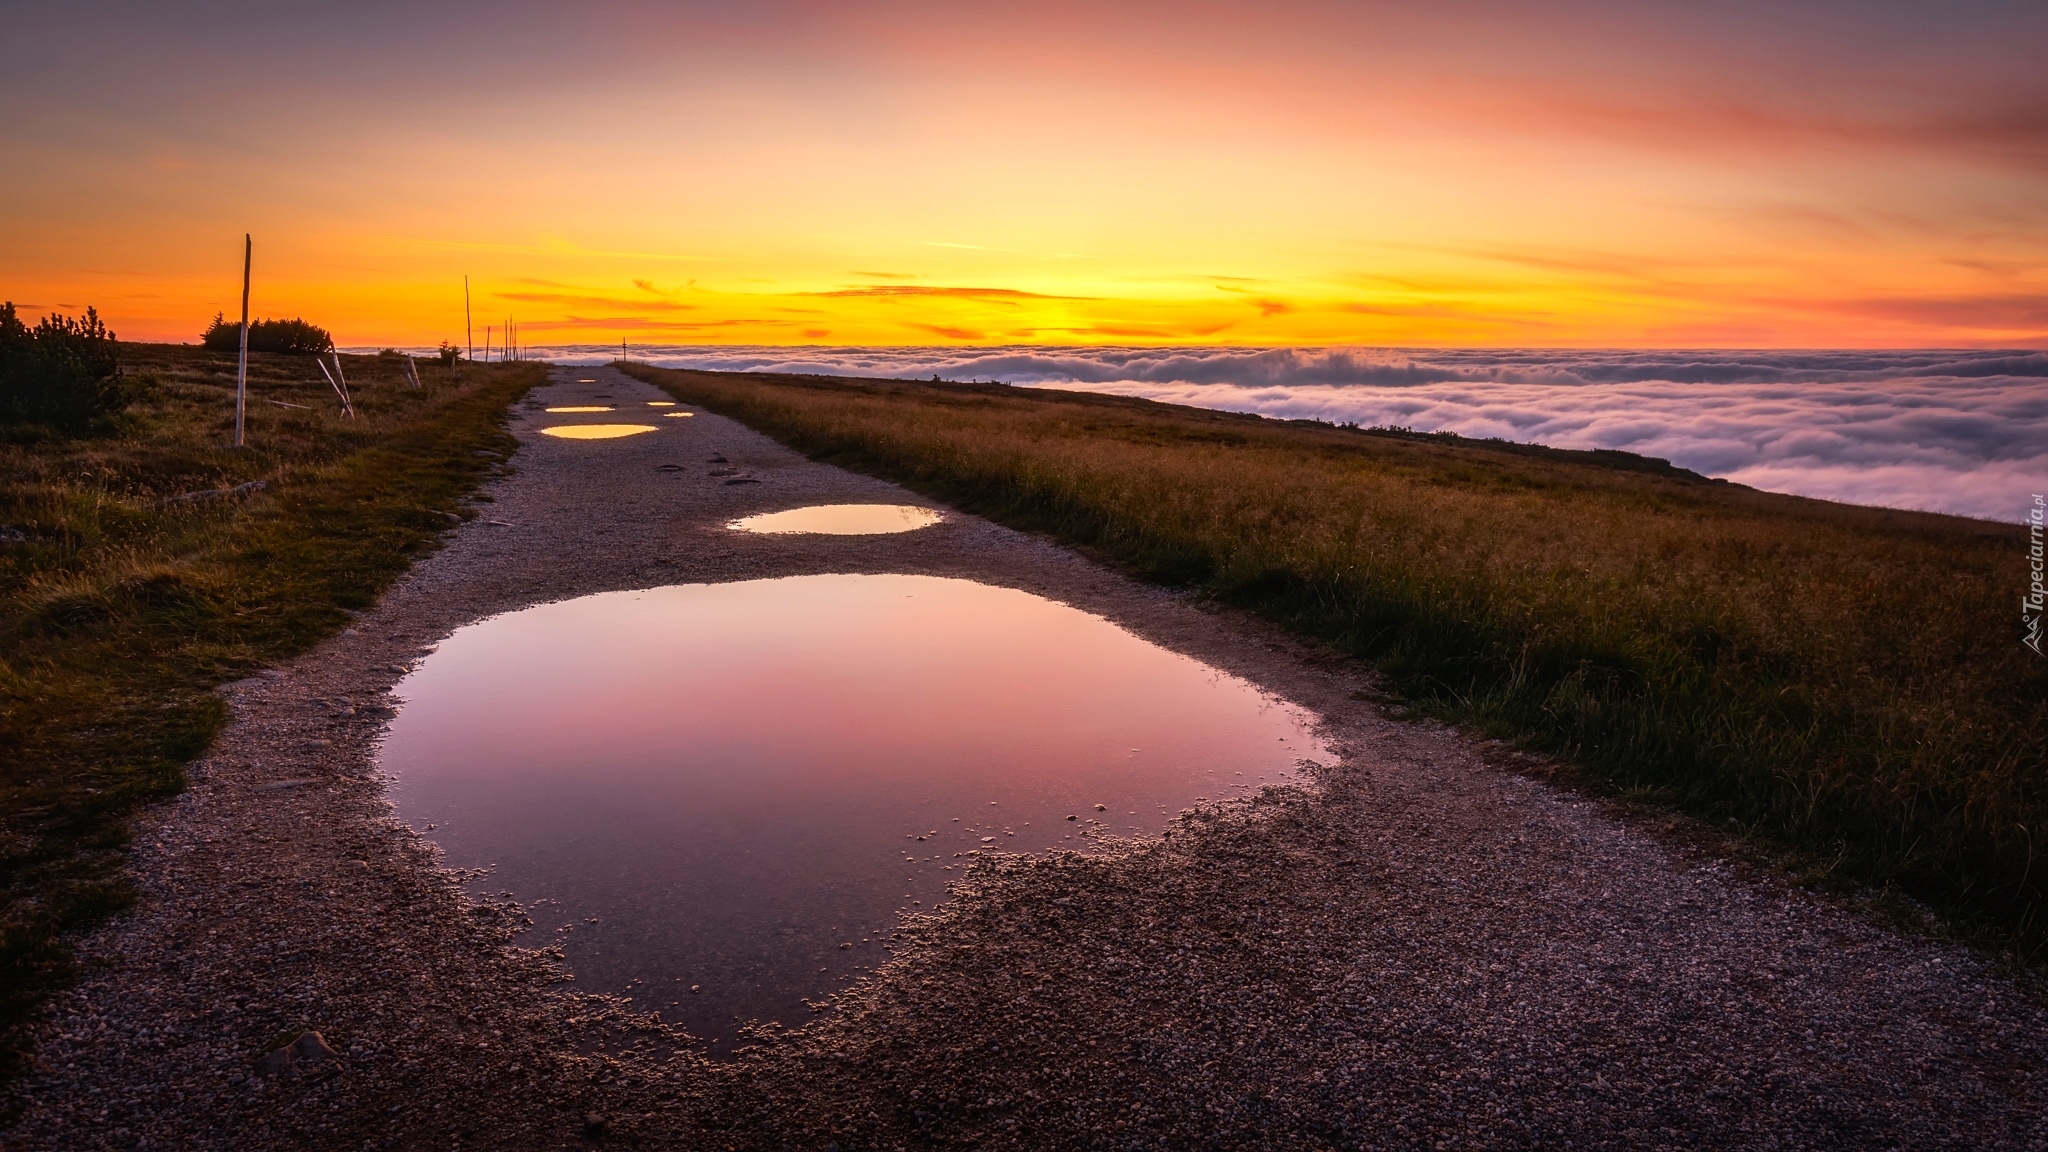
[626,365,2048,958]
[0,344,543,1082]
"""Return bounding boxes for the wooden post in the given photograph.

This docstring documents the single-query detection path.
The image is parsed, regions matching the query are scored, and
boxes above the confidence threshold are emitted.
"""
[330,349,353,418]
[464,276,473,363]
[235,234,251,447]
[317,358,346,415]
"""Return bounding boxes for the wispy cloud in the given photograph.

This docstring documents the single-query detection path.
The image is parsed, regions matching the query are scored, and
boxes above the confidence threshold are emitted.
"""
[918,242,1090,259]
[406,238,731,263]
[906,323,984,340]
[1425,81,2048,173]
[498,291,699,313]
[805,285,1095,303]
[1075,322,1236,339]
[1808,293,2048,331]
[518,316,785,332]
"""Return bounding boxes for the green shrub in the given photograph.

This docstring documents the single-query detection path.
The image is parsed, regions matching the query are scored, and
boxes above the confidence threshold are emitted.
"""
[0,303,129,435]
[436,340,463,367]
[199,313,333,355]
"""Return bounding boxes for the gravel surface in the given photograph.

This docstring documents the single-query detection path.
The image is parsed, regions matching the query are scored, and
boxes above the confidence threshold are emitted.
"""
[11,364,2047,1150]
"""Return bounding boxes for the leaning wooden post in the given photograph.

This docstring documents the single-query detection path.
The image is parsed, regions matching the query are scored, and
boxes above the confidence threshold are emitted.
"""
[234,234,251,447]
[317,358,345,411]
[330,348,353,418]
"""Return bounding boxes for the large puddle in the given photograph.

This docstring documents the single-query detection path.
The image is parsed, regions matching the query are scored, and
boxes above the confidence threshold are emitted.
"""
[382,574,1326,1048]
[538,424,658,440]
[731,504,944,535]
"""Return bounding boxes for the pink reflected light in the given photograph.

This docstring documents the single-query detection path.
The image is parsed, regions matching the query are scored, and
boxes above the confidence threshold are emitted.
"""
[383,574,1325,1049]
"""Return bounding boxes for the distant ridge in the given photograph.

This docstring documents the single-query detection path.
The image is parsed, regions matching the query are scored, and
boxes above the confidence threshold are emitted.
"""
[1329,424,1724,484]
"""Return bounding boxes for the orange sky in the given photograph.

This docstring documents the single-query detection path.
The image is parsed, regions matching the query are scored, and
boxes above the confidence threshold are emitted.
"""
[3,1,2044,348]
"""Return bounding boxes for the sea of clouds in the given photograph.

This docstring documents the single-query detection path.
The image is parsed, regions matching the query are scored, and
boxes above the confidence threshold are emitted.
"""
[508,345,2048,522]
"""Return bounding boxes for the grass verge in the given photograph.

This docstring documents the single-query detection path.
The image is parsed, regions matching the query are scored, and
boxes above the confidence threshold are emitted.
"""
[626,364,2047,959]
[0,344,542,1085]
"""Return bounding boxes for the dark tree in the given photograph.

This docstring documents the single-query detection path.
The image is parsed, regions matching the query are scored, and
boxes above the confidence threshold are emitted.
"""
[0,302,129,434]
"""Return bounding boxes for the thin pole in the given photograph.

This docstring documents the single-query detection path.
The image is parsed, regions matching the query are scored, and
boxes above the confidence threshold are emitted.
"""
[329,348,352,417]
[485,325,492,363]
[317,358,350,416]
[235,234,251,447]
[464,276,473,363]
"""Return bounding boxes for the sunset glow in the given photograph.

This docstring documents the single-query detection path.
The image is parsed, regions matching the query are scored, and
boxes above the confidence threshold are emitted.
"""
[3,1,2043,348]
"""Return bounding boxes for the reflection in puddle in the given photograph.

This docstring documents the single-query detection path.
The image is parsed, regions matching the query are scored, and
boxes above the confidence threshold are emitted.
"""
[384,575,1325,1049]
[545,406,615,413]
[731,504,944,536]
[664,412,695,418]
[539,424,659,440]
[648,401,677,407]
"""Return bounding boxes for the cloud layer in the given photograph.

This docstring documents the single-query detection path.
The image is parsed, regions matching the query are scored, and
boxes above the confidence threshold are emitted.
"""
[511,345,2048,522]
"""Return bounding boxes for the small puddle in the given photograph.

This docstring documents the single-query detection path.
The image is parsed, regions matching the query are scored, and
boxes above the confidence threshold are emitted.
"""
[545,406,615,413]
[664,412,695,419]
[731,504,944,536]
[383,575,1326,1050]
[539,424,659,440]
[648,401,677,407]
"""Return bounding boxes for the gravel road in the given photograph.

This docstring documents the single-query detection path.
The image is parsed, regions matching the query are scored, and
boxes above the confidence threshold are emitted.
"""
[11,364,2046,1150]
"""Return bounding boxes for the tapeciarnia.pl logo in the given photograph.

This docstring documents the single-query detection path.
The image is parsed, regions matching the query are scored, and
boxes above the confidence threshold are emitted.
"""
[2027,494,2045,656]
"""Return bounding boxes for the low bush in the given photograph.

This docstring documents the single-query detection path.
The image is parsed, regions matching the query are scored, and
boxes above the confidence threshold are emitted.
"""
[199,314,333,356]
[0,303,129,435]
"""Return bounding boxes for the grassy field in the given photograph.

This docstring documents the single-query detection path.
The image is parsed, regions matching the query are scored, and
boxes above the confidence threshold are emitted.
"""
[0,344,543,1080]
[625,364,2048,958]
